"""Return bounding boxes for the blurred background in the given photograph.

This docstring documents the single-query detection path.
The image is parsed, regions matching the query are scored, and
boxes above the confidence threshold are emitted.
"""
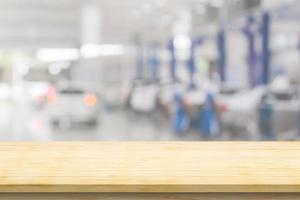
[0,0,299,141]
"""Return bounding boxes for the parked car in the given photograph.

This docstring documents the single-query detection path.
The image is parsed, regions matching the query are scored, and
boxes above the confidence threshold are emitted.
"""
[217,86,266,138]
[218,80,300,139]
[129,81,159,113]
[48,83,100,128]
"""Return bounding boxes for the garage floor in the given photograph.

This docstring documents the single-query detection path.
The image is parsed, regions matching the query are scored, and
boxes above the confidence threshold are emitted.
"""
[0,101,203,141]
[0,100,298,141]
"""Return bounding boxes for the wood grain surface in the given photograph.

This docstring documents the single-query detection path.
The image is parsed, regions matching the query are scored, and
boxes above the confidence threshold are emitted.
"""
[0,193,300,200]
[0,142,300,192]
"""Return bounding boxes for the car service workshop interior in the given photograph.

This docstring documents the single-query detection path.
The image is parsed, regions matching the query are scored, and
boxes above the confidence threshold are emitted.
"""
[0,0,299,141]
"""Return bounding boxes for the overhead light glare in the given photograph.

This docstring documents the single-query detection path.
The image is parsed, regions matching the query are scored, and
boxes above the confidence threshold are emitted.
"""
[173,34,191,49]
[37,48,80,62]
[81,44,125,58]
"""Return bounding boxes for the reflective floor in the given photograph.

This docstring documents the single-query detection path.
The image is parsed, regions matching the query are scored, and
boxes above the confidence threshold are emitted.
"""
[0,99,202,141]
[0,89,299,141]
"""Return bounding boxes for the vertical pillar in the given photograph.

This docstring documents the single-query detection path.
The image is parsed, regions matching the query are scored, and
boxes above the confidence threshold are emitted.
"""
[78,3,102,84]
[168,39,177,82]
[187,40,196,89]
[217,28,227,82]
[187,37,203,89]
[261,11,271,85]
[148,44,160,82]
[81,3,102,45]
[135,45,144,80]
[244,15,257,87]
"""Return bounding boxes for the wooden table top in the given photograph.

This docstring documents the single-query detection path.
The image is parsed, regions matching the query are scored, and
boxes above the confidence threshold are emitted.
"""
[0,142,300,192]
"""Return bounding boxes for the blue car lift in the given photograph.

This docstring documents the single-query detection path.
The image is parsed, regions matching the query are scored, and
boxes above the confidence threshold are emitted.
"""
[217,27,227,83]
[168,38,178,83]
[243,15,258,87]
[187,36,220,138]
[172,93,187,135]
[241,11,271,87]
[167,38,187,134]
[187,37,205,90]
[261,11,271,85]
[147,44,160,82]
[200,92,219,139]
[135,45,144,80]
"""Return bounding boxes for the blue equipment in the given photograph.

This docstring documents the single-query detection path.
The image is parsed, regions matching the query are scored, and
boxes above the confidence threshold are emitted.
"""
[260,11,271,85]
[135,45,144,80]
[243,15,259,87]
[187,37,205,90]
[172,93,188,135]
[216,28,227,82]
[200,92,219,139]
[147,44,160,82]
[168,38,178,82]
[258,94,274,140]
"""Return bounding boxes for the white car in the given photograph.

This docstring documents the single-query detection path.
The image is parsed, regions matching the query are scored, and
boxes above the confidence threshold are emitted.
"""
[218,84,300,139]
[217,86,266,138]
[48,85,100,128]
[130,83,159,113]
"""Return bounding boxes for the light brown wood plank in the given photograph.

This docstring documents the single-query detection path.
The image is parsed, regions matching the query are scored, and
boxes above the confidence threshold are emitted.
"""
[1,142,300,192]
[0,193,300,200]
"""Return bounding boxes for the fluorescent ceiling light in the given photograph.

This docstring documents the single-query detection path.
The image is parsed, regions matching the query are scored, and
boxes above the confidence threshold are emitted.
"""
[37,48,80,62]
[81,44,125,58]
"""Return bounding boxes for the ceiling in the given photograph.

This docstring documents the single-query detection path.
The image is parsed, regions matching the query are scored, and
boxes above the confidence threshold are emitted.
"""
[0,0,201,48]
[0,0,296,49]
